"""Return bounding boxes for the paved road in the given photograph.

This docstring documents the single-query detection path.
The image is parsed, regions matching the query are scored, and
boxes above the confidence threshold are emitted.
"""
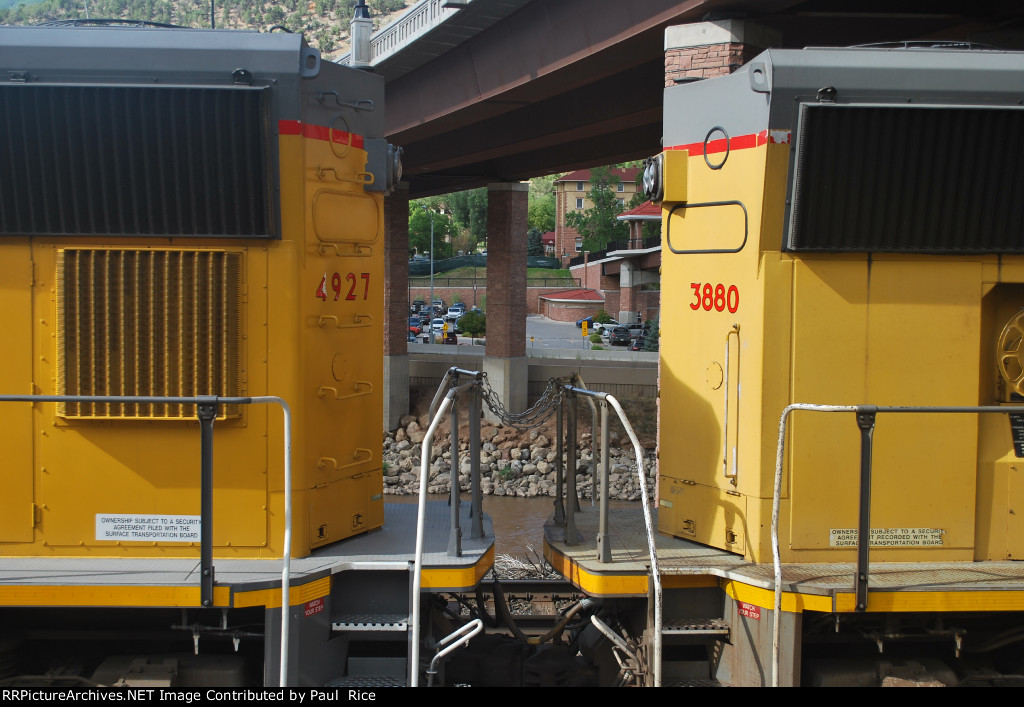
[416,314,623,350]
[525,314,605,350]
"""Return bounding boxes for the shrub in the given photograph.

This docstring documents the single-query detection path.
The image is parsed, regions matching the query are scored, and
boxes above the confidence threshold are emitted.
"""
[458,310,486,338]
[594,309,613,324]
[642,315,660,352]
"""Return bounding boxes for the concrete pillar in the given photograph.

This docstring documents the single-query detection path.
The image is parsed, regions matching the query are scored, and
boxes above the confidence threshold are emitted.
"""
[483,182,529,422]
[664,19,781,86]
[382,182,410,432]
[619,264,639,324]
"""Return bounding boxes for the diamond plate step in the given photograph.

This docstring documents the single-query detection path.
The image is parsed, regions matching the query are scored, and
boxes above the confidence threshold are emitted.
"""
[332,613,408,632]
[325,675,407,687]
[662,618,730,636]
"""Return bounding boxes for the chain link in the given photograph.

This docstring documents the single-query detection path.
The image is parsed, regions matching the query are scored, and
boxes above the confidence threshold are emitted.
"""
[477,373,575,431]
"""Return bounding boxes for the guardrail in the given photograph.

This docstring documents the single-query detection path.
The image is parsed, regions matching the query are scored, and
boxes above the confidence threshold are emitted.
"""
[546,379,662,687]
[0,393,295,686]
[770,403,1024,688]
[368,0,465,64]
[411,367,488,687]
[409,277,580,287]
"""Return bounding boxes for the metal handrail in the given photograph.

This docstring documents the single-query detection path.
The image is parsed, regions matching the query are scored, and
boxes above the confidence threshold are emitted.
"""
[412,367,486,687]
[770,403,1024,687]
[554,383,662,687]
[722,325,740,484]
[0,393,293,686]
[426,618,484,686]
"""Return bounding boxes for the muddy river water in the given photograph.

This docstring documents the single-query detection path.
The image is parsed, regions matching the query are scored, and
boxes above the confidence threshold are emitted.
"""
[389,494,637,557]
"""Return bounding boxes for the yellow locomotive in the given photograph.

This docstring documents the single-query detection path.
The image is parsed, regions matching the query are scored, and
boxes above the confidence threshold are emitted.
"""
[0,24,494,688]
[0,26,387,562]
[544,45,1024,686]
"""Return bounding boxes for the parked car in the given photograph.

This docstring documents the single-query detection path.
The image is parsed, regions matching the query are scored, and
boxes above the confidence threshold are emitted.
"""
[442,332,457,345]
[594,319,620,335]
[446,304,466,321]
[628,323,648,339]
[575,316,594,328]
[407,331,418,343]
[629,338,642,351]
[609,326,632,346]
[430,318,446,332]
[408,317,422,334]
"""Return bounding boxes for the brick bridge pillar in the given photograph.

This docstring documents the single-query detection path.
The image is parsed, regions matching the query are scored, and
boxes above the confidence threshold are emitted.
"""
[664,19,780,86]
[382,182,410,432]
[483,182,529,422]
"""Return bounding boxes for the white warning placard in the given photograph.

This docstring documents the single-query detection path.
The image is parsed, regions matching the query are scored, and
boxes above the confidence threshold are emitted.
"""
[829,527,944,547]
[96,514,201,542]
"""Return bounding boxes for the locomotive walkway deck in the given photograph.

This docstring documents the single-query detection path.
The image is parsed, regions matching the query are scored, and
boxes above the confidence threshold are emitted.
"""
[0,501,493,608]
[545,506,1024,612]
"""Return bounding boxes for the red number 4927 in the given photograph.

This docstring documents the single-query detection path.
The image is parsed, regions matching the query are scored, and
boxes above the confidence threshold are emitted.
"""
[316,272,370,301]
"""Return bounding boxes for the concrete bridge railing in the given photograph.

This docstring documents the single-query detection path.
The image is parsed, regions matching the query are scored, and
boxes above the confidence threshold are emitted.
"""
[339,0,470,66]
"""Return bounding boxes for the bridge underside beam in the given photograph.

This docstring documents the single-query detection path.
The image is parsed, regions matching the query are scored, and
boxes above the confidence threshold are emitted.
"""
[383,0,985,197]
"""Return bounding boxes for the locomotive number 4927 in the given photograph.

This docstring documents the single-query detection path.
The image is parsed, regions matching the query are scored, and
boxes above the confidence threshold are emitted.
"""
[691,283,739,313]
[317,272,371,301]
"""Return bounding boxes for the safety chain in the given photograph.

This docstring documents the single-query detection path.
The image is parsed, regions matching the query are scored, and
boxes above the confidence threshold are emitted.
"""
[478,373,575,431]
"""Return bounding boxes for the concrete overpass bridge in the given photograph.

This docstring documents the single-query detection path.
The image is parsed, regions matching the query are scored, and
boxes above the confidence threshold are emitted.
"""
[355,0,1024,427]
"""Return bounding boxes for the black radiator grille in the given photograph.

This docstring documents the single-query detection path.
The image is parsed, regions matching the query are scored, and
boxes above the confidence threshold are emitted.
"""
[0,84,275,238]
[787,104,1024,253]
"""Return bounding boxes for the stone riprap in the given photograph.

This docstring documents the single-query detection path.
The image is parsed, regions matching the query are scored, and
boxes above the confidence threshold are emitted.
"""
[383,415,656,501]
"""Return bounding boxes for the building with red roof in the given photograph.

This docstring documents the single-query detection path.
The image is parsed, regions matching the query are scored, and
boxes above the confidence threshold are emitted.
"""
[566,199,663,325]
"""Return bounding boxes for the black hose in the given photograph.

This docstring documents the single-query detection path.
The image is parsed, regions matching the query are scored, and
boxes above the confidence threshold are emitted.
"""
[474,584,501,628]
[492,580,596,646]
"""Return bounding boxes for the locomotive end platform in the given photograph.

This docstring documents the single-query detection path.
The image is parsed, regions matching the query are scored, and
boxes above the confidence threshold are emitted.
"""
[0,501,494,609]
[545,506,1024,613]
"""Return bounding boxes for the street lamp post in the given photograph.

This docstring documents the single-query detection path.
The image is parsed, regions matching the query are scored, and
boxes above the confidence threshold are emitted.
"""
[421,205,435,343]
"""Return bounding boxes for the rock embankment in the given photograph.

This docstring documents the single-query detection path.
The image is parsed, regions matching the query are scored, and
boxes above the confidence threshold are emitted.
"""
[382,415,656,501]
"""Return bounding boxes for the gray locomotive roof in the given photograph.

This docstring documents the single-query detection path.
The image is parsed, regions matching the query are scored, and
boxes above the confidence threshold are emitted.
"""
[0,25,312,83]
[664,45,1024,148]
[759,46,1024,120]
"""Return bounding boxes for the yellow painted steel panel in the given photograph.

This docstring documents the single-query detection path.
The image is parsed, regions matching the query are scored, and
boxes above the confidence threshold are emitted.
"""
[5,128,384,560]
[420,546,496,591]
[975,415,1012,560]
[0,584,231,608]
[295,135,384,549]
[28,244,269,557]
[233,576,332,609]
[834,590,1024,614]
[544,543,649,596]
[0,241,35,543]
[723,580,834,614]
[308,470,384,548]
[659,477,746,555]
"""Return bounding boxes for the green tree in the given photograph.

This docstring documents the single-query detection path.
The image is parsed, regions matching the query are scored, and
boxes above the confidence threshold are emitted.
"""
[445,188,487,246]
[526,228,544,256]
[565,166,629,252]
[452,229,476,256]
[627,174,661,242]
[409,202,457,259]
[528,174,557,233]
